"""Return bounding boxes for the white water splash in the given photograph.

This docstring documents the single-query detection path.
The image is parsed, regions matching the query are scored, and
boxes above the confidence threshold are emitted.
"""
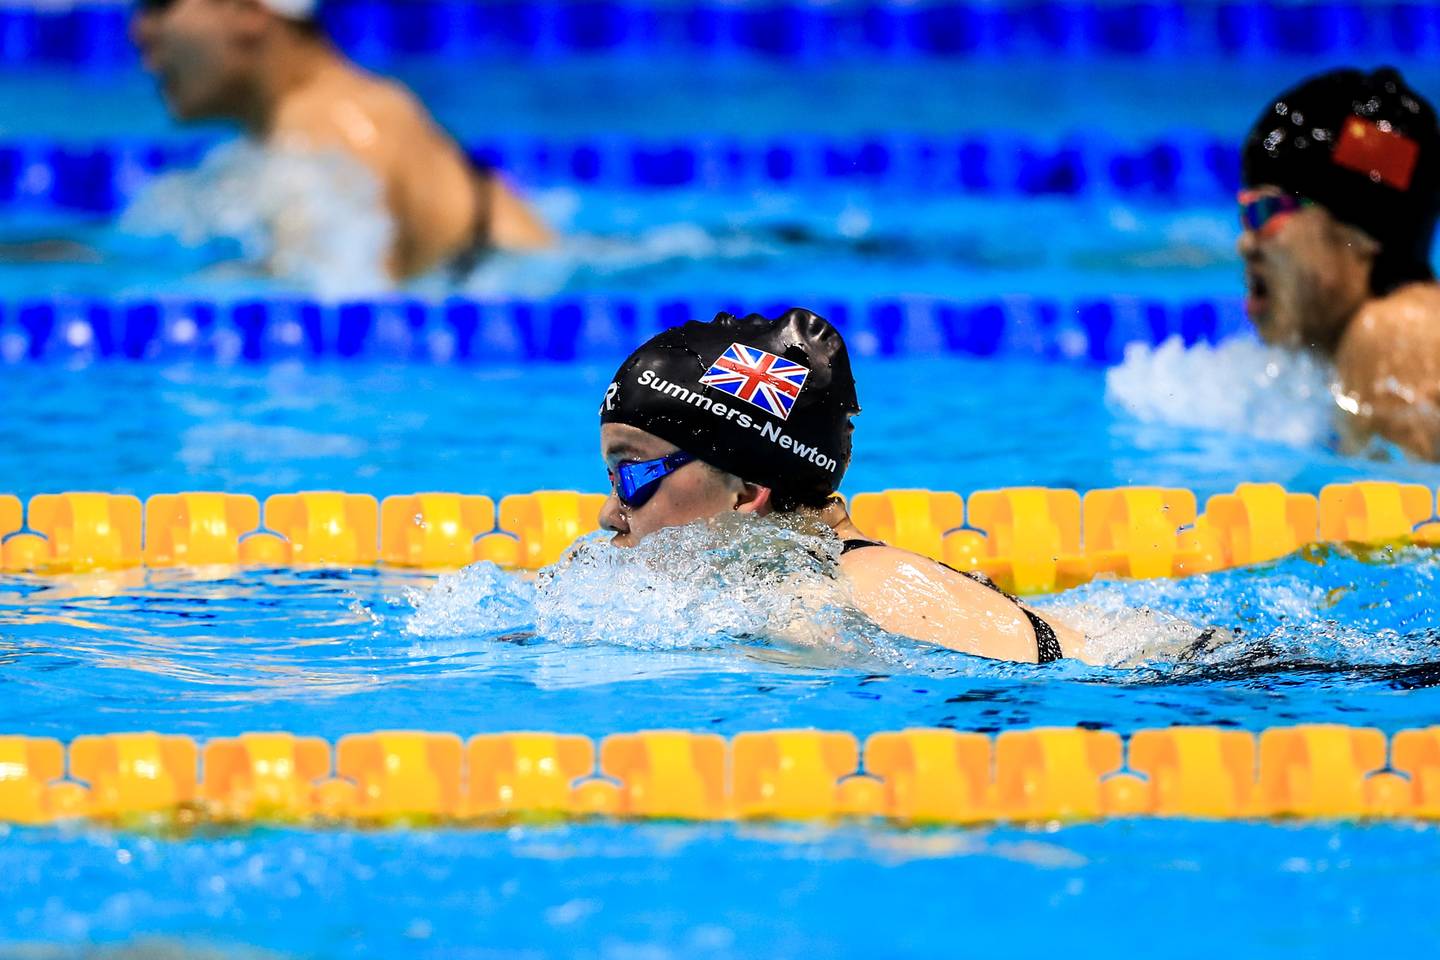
[120,140,393,299]
[1105,335,1338,447]
[450,218,767,300]
[404,513,915,667]
[1045,545,1440,673]
[534,513,861,652]
[403,562,535,639]
[1034,598,1220,668]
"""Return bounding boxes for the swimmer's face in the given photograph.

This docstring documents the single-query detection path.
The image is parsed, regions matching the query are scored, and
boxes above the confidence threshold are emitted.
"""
[1237,186,1377,353]
[599,423,770,547]
[131,0,272,123]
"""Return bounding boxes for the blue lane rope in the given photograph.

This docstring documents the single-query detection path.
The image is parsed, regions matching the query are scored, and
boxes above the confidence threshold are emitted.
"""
[0,295,1249,363]
[2,1,1439,64]
[1,133,1240,213]
[0,1,1435,66]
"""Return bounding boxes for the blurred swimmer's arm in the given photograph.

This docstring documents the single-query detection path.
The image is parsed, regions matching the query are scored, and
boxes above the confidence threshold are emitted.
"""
[838,545,1095,664]
[1335,289,1440,461]
[388,134,553,272]
[476,169,555,251]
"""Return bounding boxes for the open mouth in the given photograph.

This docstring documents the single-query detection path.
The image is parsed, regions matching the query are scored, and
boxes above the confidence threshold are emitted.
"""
[1244,269,1270,317]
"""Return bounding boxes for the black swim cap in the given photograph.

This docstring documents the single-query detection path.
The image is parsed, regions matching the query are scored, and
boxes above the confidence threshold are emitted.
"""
[1242,67,1440,295]
[600,309,859,506]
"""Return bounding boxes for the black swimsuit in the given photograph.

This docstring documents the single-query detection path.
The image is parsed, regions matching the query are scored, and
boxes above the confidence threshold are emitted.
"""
[840,539,1063,664]
[447,163,498,281]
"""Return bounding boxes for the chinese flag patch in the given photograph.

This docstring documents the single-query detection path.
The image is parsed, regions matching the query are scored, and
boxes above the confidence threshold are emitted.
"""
[1333,116,1420,190]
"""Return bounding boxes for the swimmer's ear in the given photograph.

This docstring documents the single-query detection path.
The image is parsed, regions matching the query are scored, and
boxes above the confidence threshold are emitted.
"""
[733,483,772,516]
[1335,219,1382,256]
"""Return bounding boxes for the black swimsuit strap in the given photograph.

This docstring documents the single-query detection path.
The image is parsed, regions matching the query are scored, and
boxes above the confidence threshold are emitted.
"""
[840,539,1061,664]
[448,163,498,281]
[1023,607,1063,664]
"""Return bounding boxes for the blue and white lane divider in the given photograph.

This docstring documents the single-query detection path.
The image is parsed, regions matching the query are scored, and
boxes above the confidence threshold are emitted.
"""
[0,295,1250,364]
[1,133,1241,213]
[3,0,1440,64]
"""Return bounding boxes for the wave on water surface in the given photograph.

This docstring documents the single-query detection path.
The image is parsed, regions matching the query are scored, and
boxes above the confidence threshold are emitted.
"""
[405,512,919,670]
[404,513,1440,680]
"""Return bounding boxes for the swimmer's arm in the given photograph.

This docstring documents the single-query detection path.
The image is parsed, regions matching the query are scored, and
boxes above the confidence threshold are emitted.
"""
[479,172,555,251]
[1335,301,1440,461]
[839,546,1094,664]
[387,137,553,275]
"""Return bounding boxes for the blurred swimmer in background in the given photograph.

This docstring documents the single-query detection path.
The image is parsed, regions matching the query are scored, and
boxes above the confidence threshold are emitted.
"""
[1240,67,1440,459]
[130,0,553,280]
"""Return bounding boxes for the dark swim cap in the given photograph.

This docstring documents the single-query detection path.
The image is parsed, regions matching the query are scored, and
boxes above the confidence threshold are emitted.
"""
[1242,67,1440,295]
[599,308,859,505]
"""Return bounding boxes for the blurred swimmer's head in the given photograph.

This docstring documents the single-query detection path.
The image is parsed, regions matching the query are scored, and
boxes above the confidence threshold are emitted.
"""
[1240,67,1440,351]
[132,0,324,124]
[598,308,860,546]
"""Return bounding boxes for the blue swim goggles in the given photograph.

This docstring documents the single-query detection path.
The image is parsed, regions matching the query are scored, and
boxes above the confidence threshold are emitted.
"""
[609,450,697,510]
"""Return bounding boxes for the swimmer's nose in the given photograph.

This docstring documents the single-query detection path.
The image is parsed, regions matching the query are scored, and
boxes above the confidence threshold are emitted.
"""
[600,494,629,538]
[1237,226,1260,258]
[130,7,160,58]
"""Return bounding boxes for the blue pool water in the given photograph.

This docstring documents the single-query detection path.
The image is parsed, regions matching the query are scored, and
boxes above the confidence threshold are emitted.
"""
[1,58,1436,305]
[1,822,1437,959]
[5,15,1440,959]
[4,354,1440,957]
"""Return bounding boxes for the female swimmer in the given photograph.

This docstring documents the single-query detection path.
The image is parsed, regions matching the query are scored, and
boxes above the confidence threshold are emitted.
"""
[597,307,1093,665]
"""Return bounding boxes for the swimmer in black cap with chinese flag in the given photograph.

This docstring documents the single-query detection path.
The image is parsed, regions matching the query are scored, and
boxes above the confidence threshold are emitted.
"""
[1241,67,1440,458]
[599,307,1089,664]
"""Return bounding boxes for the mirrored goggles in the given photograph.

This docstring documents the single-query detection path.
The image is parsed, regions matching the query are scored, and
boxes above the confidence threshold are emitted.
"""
[609,451,697,510]
[1238,190,1311,235]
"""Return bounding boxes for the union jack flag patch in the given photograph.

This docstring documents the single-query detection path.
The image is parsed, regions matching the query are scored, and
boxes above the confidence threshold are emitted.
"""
[698,342,810,420]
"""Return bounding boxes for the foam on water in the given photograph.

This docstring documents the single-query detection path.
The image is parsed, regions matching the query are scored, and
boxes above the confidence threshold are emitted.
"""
[405,513,919,669]
[402,562,535,640]
[1045,544,1440,678]
[119,141,393,300]
[403,523,1440,680]
[1105,335,1338,448]
[402,514,1249,674]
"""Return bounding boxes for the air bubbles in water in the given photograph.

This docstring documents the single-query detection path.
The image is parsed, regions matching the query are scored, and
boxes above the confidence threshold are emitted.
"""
[1105,335,1337,447]
[1046,545,1440,678]
[404,562,535,639]
[1036,599,1221,669]
[404,513,918,668]
[536,513,849,651]
[403,513,1440,678]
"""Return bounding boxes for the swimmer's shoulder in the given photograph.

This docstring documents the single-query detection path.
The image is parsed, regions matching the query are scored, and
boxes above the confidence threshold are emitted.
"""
[1336,282,1440,459]
[1340,283,1440,368]
[271,61,450,163]
[836,542,1047,663]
